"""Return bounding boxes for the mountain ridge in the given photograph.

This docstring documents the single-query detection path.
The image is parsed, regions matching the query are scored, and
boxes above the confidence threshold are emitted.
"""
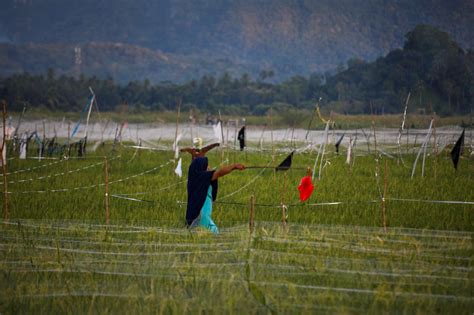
[0,0,472,82]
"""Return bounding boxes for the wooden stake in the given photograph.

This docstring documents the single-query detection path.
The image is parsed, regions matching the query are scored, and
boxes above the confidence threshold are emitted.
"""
[226,120,229,146]
[305,102,319,141]
[1,101,9,221]
[218,111,225,163]
[348,135,353,175]
[290,127,295,149]
[270,107,274,162]
[174,99,181,160]
[233,121,237,151]
[189,108,194,144]
[281,172,288,227]
[39,119,46,161]
[318,120,330,180]
[371,113,382,194]
[406,127,409,155]
[258,124,266,151]
[361,128,371,154]
[67,121,71,158]
[371,116,378,157]
[104,157,110,225]
[432,115,438,180]
[100,119,109,144]
[281,203,287,227]
[397,93,410,165]
[381,159,388,233]
[249,195,255,233]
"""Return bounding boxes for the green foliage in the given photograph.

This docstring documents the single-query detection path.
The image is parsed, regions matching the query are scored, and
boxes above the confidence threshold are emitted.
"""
[0,142,472,313]
[1,25,473,115]
[325,25,474,115]
[4,140,473,229]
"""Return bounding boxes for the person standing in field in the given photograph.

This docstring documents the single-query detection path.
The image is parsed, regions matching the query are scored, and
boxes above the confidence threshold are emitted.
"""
[186,156,245,233]
[237,126,245,151]
[180,137,219,160]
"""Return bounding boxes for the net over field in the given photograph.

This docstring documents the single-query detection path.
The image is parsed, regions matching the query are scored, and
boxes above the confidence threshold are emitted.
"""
[1,220,472,313]
[0,125,473,313]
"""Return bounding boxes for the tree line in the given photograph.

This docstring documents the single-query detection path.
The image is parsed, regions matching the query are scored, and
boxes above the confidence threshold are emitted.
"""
[0,25,472,116]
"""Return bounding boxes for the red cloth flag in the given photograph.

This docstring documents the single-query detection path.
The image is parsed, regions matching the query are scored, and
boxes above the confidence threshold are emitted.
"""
[298,176,314,201]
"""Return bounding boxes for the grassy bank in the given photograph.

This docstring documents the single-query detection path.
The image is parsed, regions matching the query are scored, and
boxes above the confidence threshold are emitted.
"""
[10,107,473,129]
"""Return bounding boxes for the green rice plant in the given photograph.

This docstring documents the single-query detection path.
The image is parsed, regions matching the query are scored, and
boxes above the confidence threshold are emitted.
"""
[0,140,472,313]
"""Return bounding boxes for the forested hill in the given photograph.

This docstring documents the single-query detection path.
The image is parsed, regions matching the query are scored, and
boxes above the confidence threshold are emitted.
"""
[1,25,472,116]
[0,0,473,82]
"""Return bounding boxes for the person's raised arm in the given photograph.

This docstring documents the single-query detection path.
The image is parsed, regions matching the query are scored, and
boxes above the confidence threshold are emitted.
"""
[180,147,194,154]
[201,143,220,154]
[211,163,245,181]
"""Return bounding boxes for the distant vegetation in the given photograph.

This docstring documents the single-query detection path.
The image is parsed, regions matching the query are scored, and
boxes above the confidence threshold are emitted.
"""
[1,0,473,82]
[1,25,473,116]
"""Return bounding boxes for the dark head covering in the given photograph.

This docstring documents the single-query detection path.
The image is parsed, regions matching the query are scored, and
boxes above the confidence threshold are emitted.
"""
[186,157,218,226]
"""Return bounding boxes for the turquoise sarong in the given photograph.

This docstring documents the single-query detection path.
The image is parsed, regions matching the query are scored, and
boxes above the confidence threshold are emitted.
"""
[190,185,219,234]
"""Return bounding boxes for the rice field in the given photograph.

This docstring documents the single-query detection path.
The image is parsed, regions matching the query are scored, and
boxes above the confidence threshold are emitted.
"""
[0,137,473,314]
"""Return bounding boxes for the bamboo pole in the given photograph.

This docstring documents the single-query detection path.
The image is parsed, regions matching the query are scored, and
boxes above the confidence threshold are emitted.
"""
[100,120,109,145]
[233,121,237,151]
[104,157,110,225]
[270,107,274,162]
[84,87,95,139]
[226,120,229,147]
[174,99,181,160]
[1,101,9,221]
[406,127,409,155]
[361,128,371,154]
[281,172,288,227]
[432,115,438,180]
[290,127,296,149]
[67,121,71,157]
[258,124,266,151]
[218,111,225,163]
[322,118,331,180]
[412,119,433,179]
[347,135,353,175]
[421,120,433,177]
[281,203,287,227]
[371,107,385,217]
[39,119,46,161]
[189,108,194,144]
[381,159,388,233]
[305,100,320,141]
[13,104,26,140]
[397,92,410,166]
[249,195,255,233]
[371,112,381,182]
[371,115,378,157]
